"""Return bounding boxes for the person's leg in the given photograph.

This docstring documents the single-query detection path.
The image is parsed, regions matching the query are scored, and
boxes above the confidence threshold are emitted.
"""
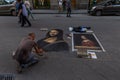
[24,16,31,27]
[16,59,26,73]
[66,8,68,17]
[58,6,61,13]
[27,8,30,18]
[30,12,34,20]
[68,8,71,17]
[18,14,22,23]
[21,15,25,27]
[21,53,38,68]
[16,62,23,73]
[69,8,71,17]
[28,9,34,20]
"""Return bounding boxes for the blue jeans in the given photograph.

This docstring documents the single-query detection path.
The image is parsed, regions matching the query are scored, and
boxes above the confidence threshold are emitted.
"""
[20,53,38,68]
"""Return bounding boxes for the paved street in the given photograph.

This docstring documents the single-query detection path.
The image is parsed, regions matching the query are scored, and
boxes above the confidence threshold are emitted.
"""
[0,14,120,80]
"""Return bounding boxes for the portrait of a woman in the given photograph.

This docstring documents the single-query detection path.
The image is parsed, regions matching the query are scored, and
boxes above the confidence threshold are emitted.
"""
[37,29,69,51]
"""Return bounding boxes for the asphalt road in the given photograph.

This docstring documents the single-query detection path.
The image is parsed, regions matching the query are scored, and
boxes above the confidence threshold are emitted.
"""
[0,14,120,80]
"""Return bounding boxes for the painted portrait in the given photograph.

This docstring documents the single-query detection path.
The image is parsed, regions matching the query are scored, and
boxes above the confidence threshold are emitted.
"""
[37,29,69,51]
[72,33,105,52]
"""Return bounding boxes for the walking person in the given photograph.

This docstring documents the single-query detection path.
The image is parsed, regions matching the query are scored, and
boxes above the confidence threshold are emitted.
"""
[17,0,31,27]
[62,0,66,11]
[24,0,34,20]
[66,0,71,17]
[58,0,63,13]
[13,1,22,23]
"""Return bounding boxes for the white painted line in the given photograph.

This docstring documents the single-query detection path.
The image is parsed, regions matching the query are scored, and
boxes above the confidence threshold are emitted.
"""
[93,33,106,52]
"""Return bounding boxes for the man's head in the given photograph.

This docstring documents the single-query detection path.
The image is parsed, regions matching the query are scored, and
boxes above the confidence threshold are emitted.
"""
[17,0,21,2]
[28,33,35,40]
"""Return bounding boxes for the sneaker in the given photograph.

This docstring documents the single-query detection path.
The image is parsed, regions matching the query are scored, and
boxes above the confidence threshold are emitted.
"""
[20,64,28,68]
[16,65,23,73]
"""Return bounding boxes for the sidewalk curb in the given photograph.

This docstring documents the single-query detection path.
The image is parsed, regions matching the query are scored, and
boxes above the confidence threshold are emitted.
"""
[32,10,88,14]
[32,12,88,14]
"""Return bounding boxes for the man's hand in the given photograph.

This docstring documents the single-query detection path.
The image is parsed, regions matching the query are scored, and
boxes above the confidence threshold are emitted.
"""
[36,48,45,55]
[34,43,45,56]
[35,48,44,53]
[17,9,22,17]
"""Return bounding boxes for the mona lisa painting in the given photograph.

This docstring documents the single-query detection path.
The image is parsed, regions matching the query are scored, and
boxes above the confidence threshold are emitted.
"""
[72,32,105,52]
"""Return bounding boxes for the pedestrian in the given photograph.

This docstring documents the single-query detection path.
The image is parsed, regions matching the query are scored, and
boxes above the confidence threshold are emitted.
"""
[13,1,22,23]
[24,0,34,20]
[40,0,44,6]
[13,33,44,73]
[62,0,66,11]
[66,0,71,17]
[17,0,31,27]
[58,0,63,13]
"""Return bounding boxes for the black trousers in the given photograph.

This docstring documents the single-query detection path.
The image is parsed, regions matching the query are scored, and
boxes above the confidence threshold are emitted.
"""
[21,15,31,26]
[18,14,22,23]
[67,8,71,17]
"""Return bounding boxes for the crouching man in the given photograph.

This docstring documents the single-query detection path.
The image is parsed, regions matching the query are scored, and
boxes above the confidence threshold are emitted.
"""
[13,33,43,73]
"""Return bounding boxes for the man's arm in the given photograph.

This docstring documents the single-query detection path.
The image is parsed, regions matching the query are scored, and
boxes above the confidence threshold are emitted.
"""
[17,3,22,16]
[33,43,44,55]
[17,9,22,17]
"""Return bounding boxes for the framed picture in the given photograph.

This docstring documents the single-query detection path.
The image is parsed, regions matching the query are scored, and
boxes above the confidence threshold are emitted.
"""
[71,32,105,52]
